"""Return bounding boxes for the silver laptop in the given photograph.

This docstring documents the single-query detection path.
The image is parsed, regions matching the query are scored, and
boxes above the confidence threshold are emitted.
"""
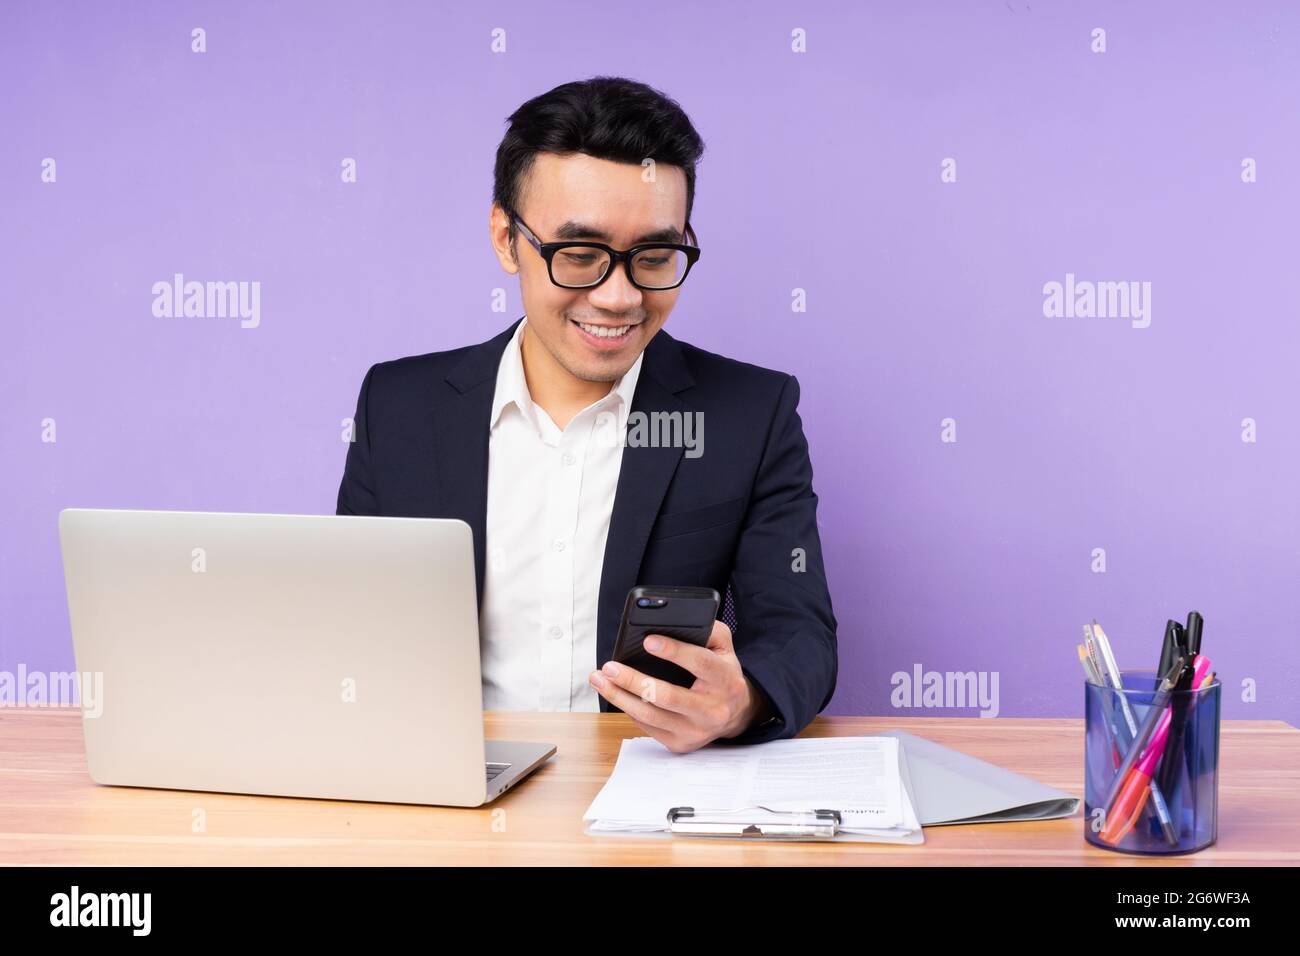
[57,509,555,807]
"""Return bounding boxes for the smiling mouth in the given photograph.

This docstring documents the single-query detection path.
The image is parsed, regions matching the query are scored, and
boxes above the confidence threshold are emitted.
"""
[570,319,637,340]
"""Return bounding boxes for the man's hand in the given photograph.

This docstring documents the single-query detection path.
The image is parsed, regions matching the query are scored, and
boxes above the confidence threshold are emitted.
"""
[589,620,770,753]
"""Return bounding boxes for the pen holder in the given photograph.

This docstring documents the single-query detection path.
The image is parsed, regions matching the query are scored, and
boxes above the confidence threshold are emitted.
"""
[1084,671,1220,855]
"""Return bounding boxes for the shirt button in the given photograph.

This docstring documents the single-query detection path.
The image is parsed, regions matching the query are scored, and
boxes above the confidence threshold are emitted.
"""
[552,539,565,552]
[549,626,563,640]
[561,452,576,466]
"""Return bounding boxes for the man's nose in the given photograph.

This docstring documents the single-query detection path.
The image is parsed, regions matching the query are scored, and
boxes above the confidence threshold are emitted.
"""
[586,260,643,313]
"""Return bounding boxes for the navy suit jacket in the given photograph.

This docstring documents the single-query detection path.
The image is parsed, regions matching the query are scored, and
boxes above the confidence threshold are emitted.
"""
[335,318,838,744]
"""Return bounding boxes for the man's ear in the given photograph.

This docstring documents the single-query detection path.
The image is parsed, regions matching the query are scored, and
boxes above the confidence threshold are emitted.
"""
[489,203,520,274]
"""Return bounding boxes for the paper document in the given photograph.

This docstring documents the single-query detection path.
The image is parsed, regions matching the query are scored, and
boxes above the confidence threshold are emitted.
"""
[583,736,923,843]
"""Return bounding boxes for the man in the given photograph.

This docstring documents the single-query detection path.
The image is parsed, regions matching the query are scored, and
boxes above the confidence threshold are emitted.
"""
[336,76,836,751]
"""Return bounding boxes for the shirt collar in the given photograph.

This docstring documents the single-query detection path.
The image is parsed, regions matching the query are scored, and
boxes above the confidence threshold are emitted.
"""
[489,316,644,432]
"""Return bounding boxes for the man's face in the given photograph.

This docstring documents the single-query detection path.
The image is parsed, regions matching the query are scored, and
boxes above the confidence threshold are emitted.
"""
[491,152,690,383]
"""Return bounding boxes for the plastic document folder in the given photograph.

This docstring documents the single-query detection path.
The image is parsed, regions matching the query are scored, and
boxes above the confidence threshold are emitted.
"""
[877,730,1079,825]
[582,736,924,843]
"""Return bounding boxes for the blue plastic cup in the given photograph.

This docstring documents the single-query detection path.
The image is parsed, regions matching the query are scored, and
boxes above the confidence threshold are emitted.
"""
[1084,671,1220,854]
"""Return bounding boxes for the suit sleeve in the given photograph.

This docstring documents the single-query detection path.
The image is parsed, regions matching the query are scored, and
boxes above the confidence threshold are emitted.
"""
[717,374,838,745]
[336,364,381,516]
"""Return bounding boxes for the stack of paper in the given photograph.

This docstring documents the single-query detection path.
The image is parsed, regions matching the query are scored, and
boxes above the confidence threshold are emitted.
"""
[582,735,924,843]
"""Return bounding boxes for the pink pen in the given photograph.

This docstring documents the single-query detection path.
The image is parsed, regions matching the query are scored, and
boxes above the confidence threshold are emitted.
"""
[1100,708,1173,844]
[1190,655,1212,689]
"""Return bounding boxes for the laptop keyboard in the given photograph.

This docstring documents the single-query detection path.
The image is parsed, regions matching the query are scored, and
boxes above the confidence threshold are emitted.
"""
[486,762,511,782]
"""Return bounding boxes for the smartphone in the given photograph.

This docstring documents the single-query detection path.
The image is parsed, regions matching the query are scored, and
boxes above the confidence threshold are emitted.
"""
[612,586,721,688]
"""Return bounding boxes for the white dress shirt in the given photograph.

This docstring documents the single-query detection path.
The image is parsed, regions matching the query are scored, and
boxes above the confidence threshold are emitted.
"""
[479,317,644,711]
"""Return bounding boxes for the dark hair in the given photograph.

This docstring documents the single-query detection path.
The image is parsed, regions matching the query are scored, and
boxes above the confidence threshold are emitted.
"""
[493,76,705,253]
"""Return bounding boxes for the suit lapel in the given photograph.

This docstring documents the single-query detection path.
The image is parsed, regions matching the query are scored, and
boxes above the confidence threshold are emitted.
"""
[433,319,521,608]
[595,330,695,692]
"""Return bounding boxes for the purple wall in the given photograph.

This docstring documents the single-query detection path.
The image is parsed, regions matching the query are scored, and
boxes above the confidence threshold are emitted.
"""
[3,1,1296,725]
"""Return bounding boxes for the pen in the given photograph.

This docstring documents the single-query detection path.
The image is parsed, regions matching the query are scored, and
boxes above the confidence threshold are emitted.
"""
[1099,707,1173,844]
[1176,613,1201,690]
[1090,622,1121,686]
[1077,643,1103,686]
[1157,620,1181,679]
[1090,622,1177,844]
[1080,643,1122,769]
[1158,612,1209,802]
[1185,610,1204,657]
[1156,652,1212,808]
[1100,653,1187,815]
[1184,658,1217,819]
[1083,625,1106,689]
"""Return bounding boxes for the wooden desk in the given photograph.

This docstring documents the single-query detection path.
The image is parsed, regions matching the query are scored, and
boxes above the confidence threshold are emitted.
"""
[1,708,1296,865]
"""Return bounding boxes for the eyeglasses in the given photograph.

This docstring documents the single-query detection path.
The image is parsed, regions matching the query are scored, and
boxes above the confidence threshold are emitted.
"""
[510,213,701,291]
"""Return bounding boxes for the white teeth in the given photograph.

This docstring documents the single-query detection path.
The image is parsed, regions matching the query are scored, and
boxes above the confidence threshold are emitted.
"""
[577,322,632,338]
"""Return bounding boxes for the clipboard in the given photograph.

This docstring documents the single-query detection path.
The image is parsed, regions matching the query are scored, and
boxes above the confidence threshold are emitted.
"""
[667,806,842,839]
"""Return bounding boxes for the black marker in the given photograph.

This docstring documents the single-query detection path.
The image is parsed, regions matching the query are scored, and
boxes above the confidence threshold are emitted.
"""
[1159,612,1205,807]
[1186,610,1204,657]
[1157,619,1180,677]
